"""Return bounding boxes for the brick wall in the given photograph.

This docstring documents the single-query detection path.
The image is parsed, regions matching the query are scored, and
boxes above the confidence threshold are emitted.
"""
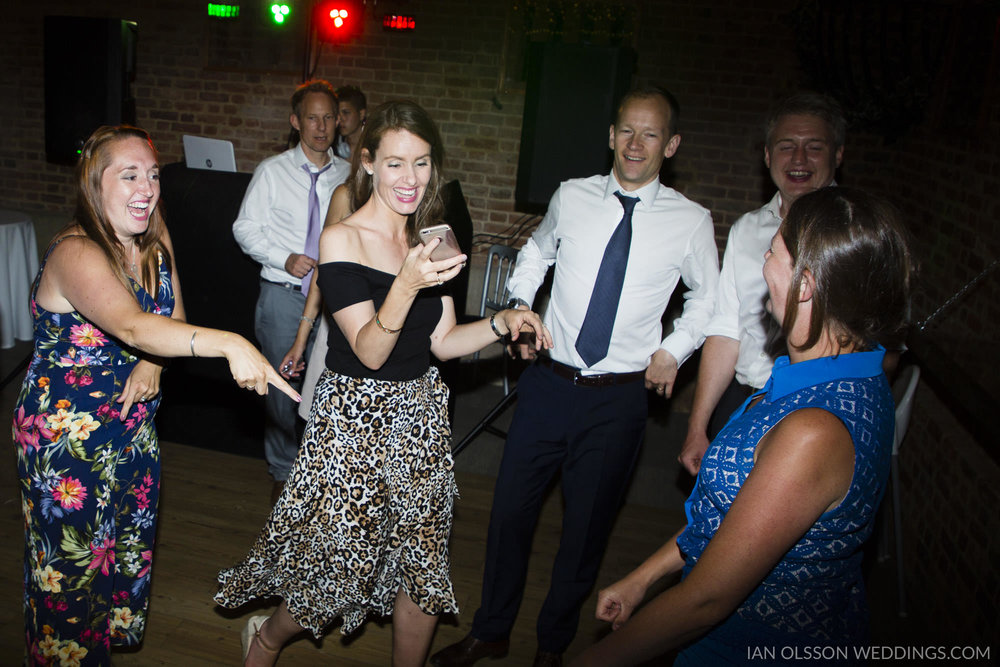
[1,0,997,650]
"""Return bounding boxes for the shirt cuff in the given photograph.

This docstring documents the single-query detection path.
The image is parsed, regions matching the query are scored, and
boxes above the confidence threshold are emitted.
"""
[268,247,291,272]
[703,322,740,340]
[660,330,697,368]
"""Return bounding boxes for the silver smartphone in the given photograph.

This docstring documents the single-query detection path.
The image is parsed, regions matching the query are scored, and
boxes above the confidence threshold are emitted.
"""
[418,224,462,261]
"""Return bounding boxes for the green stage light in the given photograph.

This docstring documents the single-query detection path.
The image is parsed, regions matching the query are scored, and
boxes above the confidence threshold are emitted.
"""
[271,3,290,24]
[207,3,240,18]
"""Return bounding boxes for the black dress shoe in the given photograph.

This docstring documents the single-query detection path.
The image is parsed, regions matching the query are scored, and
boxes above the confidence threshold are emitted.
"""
[532,650,562,667]
[430,634,509,666]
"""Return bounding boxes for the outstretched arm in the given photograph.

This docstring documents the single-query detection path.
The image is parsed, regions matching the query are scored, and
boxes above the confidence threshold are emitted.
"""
[39,235,299,403]
[575,407,855,666]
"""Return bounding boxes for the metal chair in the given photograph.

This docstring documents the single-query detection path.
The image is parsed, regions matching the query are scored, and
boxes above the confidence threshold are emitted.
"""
[472,244,519,394]
[877,364,920,618]
[454,244,519,455]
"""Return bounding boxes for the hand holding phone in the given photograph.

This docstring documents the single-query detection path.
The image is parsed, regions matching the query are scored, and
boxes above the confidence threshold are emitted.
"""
[418,224,462,261]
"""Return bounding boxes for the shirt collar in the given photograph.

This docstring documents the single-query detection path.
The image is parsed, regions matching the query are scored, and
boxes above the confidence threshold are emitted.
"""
[294,143,335,171]
[763,346,886,402]
[605,173,661,209]
[765,191,783,221]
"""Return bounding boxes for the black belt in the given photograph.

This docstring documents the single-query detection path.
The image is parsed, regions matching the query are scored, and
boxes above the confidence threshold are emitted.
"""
[261,278,301,292]
[537,356,645,387]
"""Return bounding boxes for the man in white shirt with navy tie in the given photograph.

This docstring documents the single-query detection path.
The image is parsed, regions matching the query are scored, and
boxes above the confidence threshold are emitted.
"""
[233,80,349,499]
[432,85,719,667]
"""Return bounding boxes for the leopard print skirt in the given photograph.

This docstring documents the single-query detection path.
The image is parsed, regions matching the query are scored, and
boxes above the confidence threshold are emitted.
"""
[215,366,459,637]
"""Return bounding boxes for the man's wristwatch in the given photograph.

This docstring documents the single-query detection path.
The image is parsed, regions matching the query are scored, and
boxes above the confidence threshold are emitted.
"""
[506,297,530,310]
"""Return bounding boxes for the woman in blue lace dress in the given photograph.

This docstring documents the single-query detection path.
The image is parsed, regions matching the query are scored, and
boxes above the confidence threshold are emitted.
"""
[573,187,914,666]
[13,125,297,666]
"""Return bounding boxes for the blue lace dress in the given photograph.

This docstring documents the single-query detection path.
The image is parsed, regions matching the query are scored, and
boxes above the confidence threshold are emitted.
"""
[13,238,175,666]
[675,349,894,665]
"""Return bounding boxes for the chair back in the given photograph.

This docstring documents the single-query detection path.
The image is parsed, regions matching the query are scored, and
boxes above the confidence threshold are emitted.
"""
[891,365,920,456]
[479,244,519,317]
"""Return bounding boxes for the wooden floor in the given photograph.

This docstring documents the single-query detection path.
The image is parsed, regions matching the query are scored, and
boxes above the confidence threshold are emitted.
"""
[0,339,916,665]
[0,437,681,665]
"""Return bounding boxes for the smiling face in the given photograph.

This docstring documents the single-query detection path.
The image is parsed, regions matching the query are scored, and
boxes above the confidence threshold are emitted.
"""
[363,129,433,220]
[609,95,680,192]
[99,136,160,243]
[765,113,843,216]
[291,91,337,165]
[762,230,797,323]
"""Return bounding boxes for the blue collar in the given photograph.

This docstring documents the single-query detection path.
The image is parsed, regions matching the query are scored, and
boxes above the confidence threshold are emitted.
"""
[761,347,886,402]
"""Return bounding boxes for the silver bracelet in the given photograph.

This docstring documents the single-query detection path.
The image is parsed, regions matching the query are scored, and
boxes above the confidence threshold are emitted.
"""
[489,312,505,340]
[190,330,198,357]
[300,316,315,326]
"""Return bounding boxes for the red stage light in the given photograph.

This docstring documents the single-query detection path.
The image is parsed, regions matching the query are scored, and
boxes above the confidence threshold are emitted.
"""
[315,1,362,43]
[383,14,416,31]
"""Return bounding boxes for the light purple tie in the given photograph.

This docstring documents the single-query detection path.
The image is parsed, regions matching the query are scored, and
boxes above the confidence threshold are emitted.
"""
[301,162,332,298]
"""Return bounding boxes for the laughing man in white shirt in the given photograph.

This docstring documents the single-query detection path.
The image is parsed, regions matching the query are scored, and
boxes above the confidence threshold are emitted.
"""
[678,92,845,475]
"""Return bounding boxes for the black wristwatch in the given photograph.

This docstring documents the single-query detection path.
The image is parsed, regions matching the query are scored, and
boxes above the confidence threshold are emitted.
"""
[506,297,530,310]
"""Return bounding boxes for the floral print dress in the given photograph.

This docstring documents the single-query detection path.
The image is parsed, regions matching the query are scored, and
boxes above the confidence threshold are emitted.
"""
[13,238,175,666]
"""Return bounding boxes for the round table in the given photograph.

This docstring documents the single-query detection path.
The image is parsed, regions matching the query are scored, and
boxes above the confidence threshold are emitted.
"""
[0,209,39,349]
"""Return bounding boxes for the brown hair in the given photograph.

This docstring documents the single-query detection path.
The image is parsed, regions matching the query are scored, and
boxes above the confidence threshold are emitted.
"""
[74,125,170,295]
[291,79,337,117]
[779,187,914,351]
[351,100,445,245]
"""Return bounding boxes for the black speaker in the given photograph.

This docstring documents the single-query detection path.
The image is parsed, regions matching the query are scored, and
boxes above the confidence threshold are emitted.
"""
[515,43,635,210]
[44,16,137,165]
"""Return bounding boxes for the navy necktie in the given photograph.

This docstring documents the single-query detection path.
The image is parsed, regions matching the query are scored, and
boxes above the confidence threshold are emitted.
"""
[575,191,639,367]
[301,161,332,298]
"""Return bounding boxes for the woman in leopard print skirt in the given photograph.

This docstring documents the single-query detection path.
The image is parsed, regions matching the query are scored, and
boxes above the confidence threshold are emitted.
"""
[216,101,552,667]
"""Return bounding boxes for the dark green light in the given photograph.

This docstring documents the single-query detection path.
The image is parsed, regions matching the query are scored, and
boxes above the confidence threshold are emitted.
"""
[207,3,240,18]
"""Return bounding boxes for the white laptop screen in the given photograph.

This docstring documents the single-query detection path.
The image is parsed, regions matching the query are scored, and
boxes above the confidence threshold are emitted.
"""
[182,135,237,172]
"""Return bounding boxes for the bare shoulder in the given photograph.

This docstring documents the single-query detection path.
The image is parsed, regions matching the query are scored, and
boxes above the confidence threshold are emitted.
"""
[327,183,352,224]
[761,408,852,457]
[754,407,855,507]
[319,215,364,263]
[47,232,105,270]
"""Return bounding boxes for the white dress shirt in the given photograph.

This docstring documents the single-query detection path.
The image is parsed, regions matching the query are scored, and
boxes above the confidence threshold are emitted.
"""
[507,173,719,374]
[703,192,783,388]
[233,143,349,284]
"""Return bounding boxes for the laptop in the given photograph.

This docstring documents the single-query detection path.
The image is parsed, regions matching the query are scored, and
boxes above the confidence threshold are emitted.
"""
[182,135,237,172]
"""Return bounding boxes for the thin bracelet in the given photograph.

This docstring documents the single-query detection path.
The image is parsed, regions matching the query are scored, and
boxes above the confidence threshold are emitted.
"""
[375,311,401,334]
[489,312,505,340]
[300,316,315,326]
[190,330,198,357]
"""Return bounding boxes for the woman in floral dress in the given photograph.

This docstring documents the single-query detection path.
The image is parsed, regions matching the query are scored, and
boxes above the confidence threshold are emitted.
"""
[13,125,297,666]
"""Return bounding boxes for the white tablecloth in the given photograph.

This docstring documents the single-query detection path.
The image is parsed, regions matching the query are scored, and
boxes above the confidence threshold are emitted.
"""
[0,209,39,349]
